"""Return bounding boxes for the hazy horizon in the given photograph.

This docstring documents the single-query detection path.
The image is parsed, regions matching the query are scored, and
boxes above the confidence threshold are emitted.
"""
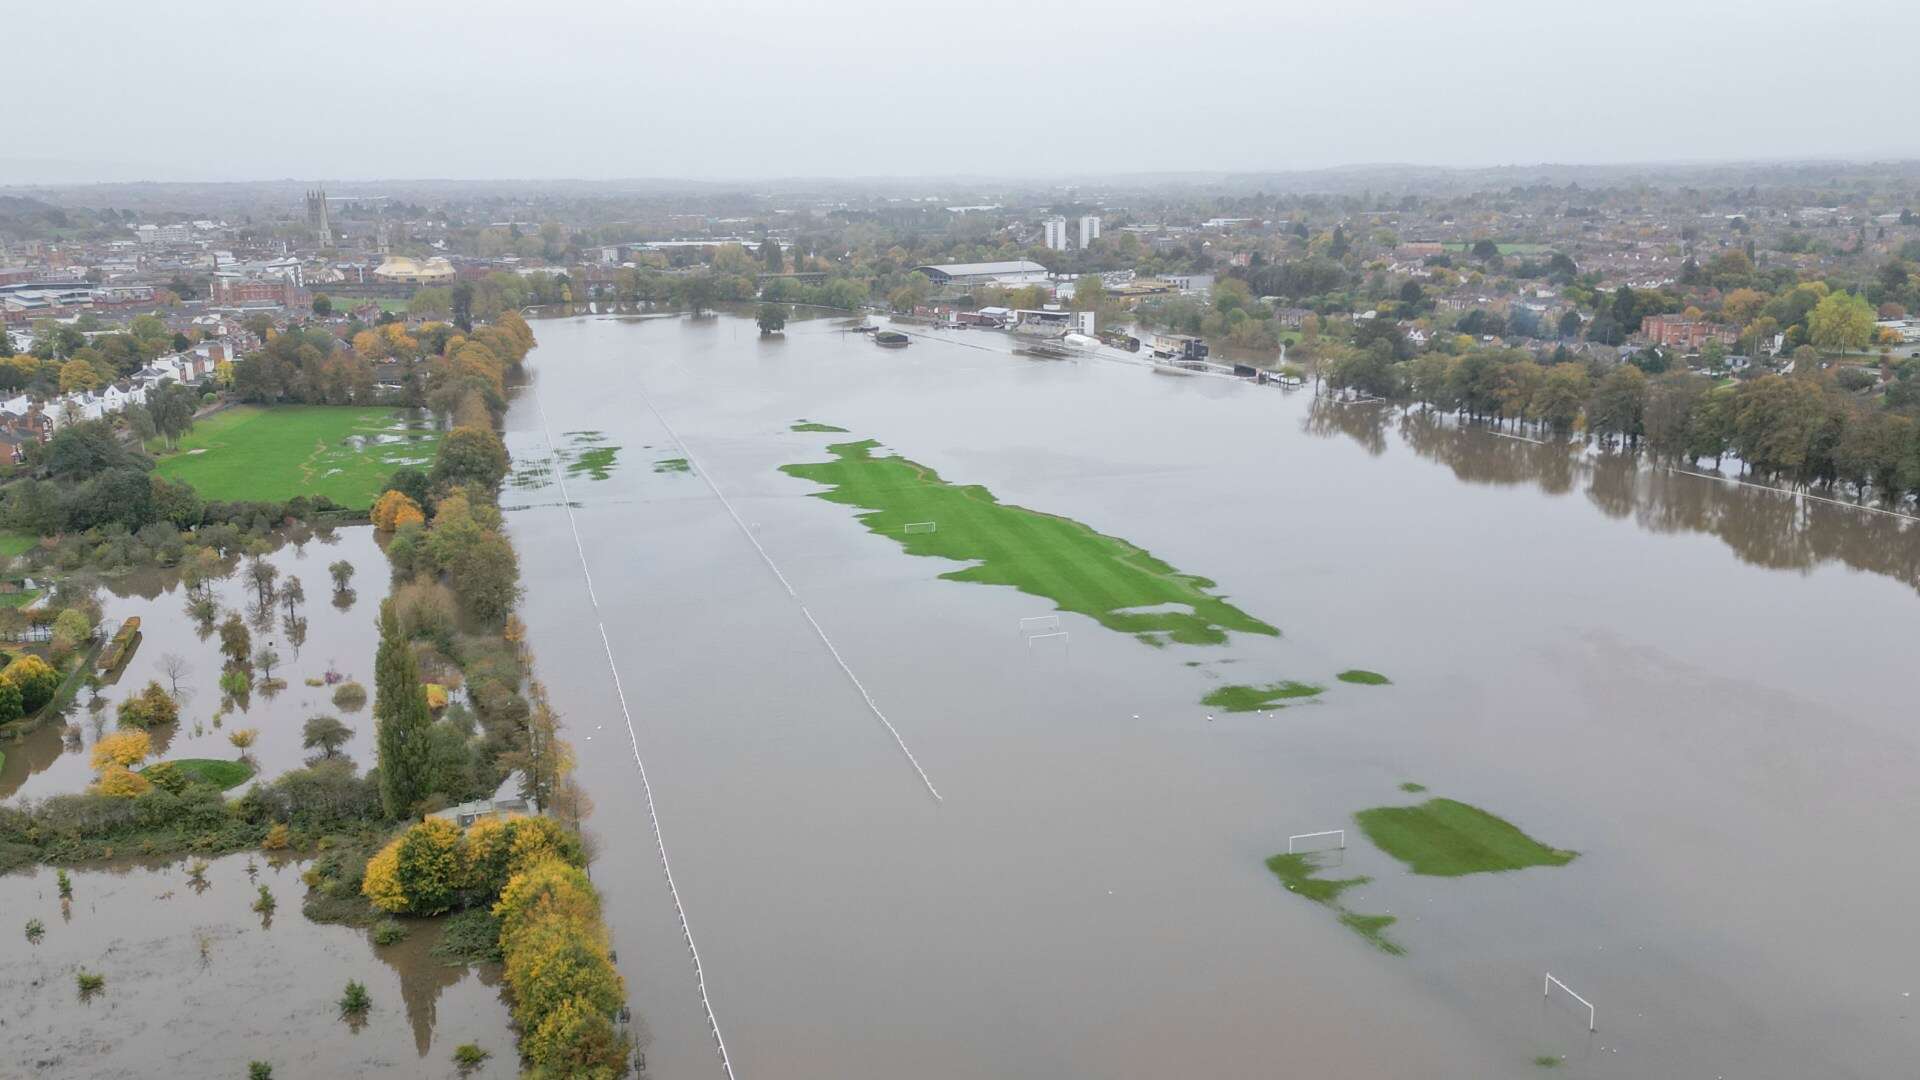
[15,0,1920,185]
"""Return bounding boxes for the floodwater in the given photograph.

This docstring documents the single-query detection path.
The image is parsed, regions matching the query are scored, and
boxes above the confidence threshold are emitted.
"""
[0,853,513,1079]
[504,311,1920,1080]
[2,526,390,802]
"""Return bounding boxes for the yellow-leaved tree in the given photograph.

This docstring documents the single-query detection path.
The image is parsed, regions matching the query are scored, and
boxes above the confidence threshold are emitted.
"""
[372,490,426,532]
[90,730,153,771]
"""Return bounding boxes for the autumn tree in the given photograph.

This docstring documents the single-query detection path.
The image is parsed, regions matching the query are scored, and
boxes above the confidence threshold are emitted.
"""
[2,655,59,713]
[91,729,153,770]
[302,715,354,759]
[219,611,252,668]
[372,489,426,532]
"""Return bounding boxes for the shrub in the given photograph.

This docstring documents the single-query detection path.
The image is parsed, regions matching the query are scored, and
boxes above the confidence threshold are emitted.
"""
[261,823,291,851]
[362,838,407,912]
[452,1044,490,1072]
[219,669,251,698]
[249,1063,274,1080]
[116,681,179,729]
[371,919,409,946]
[76,970,105,996]
[90,730,152,770]
[3,655,59,713]
[253,884,276,913]
[0,678,20,724]
[332,682,367,711]
[424,683,449,711]
[338,978,371,1016]
[92,765,152,798]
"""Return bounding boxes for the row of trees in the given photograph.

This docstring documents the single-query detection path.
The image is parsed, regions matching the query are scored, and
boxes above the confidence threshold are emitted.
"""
[1323,345,1920,496]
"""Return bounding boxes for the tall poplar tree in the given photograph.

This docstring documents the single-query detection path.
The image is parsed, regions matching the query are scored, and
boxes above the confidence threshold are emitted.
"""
[373,599,434,819]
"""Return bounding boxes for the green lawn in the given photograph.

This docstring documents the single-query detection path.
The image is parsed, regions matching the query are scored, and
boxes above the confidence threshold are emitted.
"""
[782,439,1277,646]
[1354,798,1576,876]
[152,406,440,509]
[1203,681,1324,711]
[1336,669,1391,685]
[791,420,849,433]
[144,758,255,790]
[0,532,38,558]
[0,590,41,609]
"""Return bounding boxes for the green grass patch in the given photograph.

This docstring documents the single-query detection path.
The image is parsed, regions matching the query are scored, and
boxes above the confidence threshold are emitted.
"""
[144,758,255,790]
[1336,669,1391,685]
[1354,798,1576,877]
[1264,852,1403,954]
[791,420,849,433]
[1264,852,1368,906]
[0,589,41,609]
[1338,911,1404,955]
[1202,681,1324,711]
[1398,781,1426,793]
[151,405,441,508]
[783,439,1277,646]
[0,531,38,558]
[654,457,691,474]
[568,446,620,480]
[1533,1056,1563,1069]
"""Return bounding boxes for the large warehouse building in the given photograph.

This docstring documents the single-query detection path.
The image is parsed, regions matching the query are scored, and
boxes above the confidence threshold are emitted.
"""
[911,260,1050,288]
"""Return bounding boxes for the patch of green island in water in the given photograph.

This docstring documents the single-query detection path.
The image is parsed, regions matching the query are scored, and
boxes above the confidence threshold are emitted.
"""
[1336,669,1391,685]
[791,420,849,433]
[141,758,255,790]
[1399,781,1427,793]
[1202,681,1324,712]
[1354,797,1576,877]
[1264,852,1403,955]
[569,446,620,480]
[781,439,1277,646]
[654,457,691,474]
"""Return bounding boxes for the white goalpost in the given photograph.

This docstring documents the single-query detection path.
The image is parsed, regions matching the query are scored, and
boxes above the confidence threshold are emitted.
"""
[1018,615,1061,637]
[903,521,937,534]
[1287,829,1346,854]
[1025,630,1069,657]
[1543,973,1596,1031]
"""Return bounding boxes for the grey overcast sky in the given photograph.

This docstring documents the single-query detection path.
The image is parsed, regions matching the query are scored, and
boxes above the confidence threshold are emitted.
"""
[13,0,1920,184]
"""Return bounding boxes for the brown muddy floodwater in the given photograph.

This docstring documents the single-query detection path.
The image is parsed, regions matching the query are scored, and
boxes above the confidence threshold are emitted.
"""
[1,526,391,803]
[0,853,513,1079]
[498,310,1918,1080]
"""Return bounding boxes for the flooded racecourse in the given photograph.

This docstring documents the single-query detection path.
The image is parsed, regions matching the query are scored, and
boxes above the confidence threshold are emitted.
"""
[504,311,1919,1080]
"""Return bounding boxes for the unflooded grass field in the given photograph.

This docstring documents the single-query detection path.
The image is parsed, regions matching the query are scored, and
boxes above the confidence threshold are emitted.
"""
[152,406,440,508]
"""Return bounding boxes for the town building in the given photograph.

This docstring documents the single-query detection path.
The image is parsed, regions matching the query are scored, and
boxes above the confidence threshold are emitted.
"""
[1640,314,1736,351]
[1078,215,1101,249]
[910,260,1050,288]
[1043,216,1069,252]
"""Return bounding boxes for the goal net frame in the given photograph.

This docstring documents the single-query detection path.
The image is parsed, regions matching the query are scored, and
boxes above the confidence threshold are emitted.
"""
[1287,829,1346,854]
[903,521,937,534]
[1543,973,1596,1031]
[1018,615,1061,637]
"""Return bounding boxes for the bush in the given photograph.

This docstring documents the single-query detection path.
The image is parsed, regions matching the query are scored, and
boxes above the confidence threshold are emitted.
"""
[92,765,152,798]
[362,817,464,915]
[3,655,60,713]
[117,681,178,729]
[371,919,409,946]
[261,823,291,851]
[332,682,367,711]
[338,978,371,1016]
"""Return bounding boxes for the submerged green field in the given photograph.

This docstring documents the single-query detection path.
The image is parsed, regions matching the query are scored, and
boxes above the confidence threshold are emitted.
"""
[1354,798,1576,876]
[1203,681,1325,711]
[153,406,439,508]
[781,439,1277,646]
[1265,852,1402,955]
